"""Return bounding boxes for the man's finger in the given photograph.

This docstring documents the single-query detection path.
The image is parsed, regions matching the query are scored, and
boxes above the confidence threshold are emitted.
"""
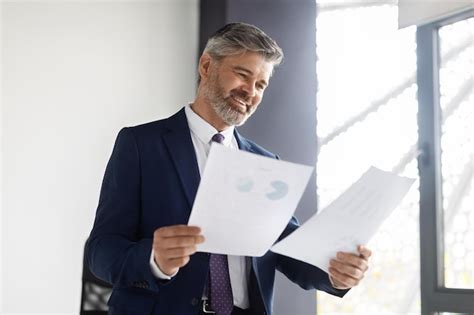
[336,252,368,271]
[163,246,198,259]
[155,235,204,249]
[328,267,359,288]
[155,225,202,238]
[357,245,372,259]
[330,259,364,279]
[169,256,191,268]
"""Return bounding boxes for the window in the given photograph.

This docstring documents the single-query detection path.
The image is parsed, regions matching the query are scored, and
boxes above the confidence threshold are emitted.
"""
[438,18,473,291]
[417,10,474,314]
[315,2,474,314]
[315,3,420,313]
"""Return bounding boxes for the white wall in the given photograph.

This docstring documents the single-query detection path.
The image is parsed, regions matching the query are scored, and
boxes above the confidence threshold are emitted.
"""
[1,1,198,313]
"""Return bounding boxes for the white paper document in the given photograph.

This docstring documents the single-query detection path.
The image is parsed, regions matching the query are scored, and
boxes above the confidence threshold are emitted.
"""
[187,144,314,256]
[271,167,415,272]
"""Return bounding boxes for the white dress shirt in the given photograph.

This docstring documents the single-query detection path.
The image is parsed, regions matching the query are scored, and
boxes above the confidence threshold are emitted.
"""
[149,104,250,309]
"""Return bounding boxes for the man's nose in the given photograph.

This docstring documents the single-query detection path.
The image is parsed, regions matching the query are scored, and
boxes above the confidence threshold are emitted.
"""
[241,82,256,98]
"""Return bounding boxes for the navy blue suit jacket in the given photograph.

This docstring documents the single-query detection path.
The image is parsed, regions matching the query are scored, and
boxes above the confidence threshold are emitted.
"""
[86,108,347,315]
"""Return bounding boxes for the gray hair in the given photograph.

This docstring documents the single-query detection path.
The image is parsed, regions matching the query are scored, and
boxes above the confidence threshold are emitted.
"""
[203,22,284,66]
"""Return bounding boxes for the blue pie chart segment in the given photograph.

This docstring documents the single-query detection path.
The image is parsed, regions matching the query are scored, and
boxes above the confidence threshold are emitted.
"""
[266,180,289,200]
[236,177,254,193]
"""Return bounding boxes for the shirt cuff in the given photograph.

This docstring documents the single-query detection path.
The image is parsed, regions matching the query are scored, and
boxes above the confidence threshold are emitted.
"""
[149,249,178,280]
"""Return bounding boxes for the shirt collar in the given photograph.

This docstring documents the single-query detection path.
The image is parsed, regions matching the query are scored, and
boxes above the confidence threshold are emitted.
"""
[184,104,235,146]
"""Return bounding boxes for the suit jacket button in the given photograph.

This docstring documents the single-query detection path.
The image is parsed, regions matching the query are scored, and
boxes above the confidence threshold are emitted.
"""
[191,297,199,306]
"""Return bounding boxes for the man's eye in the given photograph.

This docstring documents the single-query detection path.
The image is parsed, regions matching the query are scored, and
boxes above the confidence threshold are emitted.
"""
[238,73,247,78]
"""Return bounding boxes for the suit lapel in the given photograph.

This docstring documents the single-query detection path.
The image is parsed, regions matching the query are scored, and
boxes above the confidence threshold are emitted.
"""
[162,113,254,210]
[234,129,255,153]
[162,108,201,209]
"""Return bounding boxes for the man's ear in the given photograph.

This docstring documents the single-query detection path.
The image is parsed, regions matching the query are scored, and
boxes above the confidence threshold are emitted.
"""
[198,53,213,82]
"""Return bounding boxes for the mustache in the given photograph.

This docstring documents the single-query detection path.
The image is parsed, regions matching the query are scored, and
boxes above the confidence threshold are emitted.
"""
[229,89,251,104]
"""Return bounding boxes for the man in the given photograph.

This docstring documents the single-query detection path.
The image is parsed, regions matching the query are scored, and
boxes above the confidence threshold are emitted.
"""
[86,23,371,315]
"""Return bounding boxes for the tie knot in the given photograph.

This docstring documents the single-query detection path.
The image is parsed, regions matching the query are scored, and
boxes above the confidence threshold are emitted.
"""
[211,133,225,144]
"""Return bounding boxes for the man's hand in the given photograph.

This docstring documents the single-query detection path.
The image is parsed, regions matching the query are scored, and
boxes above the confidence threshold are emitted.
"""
[328,245,372,290]
[152,225,205,276]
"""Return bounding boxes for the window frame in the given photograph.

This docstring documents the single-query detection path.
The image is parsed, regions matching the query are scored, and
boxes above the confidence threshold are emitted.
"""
[417,7,474,315]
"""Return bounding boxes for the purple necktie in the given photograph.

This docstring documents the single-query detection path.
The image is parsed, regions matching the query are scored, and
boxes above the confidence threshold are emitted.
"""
[208,133,233,315]
[211,133,225,144]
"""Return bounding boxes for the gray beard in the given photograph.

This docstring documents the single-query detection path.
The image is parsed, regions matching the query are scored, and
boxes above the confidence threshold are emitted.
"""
[212,98,248,126]
[203,74,253,127]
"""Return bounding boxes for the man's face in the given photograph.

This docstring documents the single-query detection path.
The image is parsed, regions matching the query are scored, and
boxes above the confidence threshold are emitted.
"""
[202,51,274,127]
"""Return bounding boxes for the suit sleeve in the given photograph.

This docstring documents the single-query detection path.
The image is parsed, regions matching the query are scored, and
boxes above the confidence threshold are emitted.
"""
[275,217,349,297]
[86,127,162,293]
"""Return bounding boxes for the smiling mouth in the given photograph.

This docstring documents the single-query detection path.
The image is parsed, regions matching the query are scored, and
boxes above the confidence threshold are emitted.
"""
[229,96,248,113]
